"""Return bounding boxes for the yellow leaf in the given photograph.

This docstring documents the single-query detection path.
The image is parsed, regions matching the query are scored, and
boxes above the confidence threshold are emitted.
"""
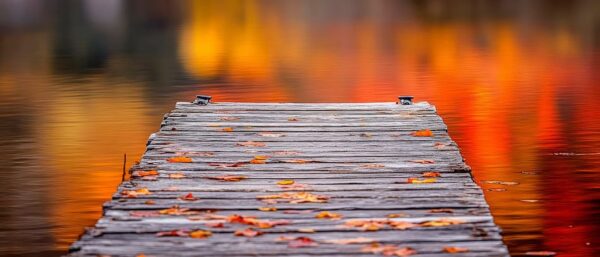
[407,178,437,184]
[315,211,343,220]
[277,179,295,185]
[258,207,277,212]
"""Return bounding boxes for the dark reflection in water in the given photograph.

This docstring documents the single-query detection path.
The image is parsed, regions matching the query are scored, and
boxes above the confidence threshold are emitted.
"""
[0,0,598,256]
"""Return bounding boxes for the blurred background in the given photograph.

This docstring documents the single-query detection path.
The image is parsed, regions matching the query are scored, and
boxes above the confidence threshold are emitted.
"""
[0,0,598,256]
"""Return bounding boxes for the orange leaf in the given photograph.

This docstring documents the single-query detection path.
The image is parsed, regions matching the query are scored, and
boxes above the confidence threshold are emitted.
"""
[288,237,318,248]
[179,193,199,201]
[221,127,234,132]
[250,155,268,164]
[394,247,417,256]
[412,129,433,137]
[234,228,263,237]
[422,171,441,177]
[236,141,266,147]
[344,220,385,231]
[158,206,198,216]
[315,211,343,220]
[388,221,417,230]
[443,246,469,253]
[133,170,158,177]
[277,179,295,185]
[206,175,247,182]
[156,230,188,237]
[189,230,212,239]
[144,200,156,205]
[167,156,193,163]
[121,188,151,198]
[407,178,437,184]
[168,173,186,179]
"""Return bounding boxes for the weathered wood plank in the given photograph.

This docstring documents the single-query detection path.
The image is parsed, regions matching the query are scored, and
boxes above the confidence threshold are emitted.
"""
[67,101,508,257]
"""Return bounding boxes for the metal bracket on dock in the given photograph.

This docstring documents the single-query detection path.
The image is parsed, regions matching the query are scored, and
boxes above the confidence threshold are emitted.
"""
[398,96,414,105]
[193,95,212,105]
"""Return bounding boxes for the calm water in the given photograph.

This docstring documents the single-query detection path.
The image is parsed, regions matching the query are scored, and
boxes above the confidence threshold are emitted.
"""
[0,0,599,256]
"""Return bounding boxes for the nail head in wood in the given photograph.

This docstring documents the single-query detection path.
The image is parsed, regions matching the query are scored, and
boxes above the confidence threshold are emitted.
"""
[193,95,212,105]
[398,96,414,105]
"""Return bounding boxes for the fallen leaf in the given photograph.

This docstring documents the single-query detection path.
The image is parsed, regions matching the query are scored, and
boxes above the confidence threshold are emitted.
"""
[387,213,408,218]
[422,171,441,177]
[206,175,247,182]
[297,228,316,233]
[236,141,266,147]
[361,243,397,254]
[168,173,186,179]
[167,156,193,163]
[179,193,199,201]
[394,247,417,256]
[410,159,435,164]
[159,206,197,215]
[205,221,225,228]
[288,237,318,248]
[359,133,372,138]
[344,220,385,231]
[189,230,212,239]
[219,117,239,121]
[482,180,519,186]
[234,228,263,237]
[420,218,464,227]
[443,246,469,253]
[524,251,557,256]
[429,208,454,213]
[361,164,385,168]
[221,127,234,132]
[257,192,329,204]
[325,237,374,245]
[144,200,156,205]
[278,183,312,191]
[133,170,158,177]
[121,188,151,198]
[156,230,188,237]
[433,142,448,149]
[412,129,433,137]
[288,118,299,122]
[250,155,268,164]
[258,132,285,137]
[277,179,295,185]
[388,220,417,230]
[258,207,277,212]
[407,178,437,184]
[315,211,343,220]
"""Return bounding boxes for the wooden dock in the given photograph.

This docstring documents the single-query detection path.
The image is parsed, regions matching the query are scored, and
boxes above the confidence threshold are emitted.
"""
[68,98,509,257]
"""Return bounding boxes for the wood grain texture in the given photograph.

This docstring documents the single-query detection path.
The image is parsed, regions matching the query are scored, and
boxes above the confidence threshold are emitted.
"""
[67,101,508,257]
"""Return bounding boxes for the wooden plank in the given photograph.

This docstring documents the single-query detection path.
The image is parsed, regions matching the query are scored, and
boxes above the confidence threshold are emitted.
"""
[68,101,508,257]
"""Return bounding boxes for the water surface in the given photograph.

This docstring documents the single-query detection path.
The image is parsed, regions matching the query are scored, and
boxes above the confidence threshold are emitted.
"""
[0,1,598,256]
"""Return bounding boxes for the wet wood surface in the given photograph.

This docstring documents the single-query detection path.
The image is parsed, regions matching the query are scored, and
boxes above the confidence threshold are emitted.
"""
[68,101,509,257]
